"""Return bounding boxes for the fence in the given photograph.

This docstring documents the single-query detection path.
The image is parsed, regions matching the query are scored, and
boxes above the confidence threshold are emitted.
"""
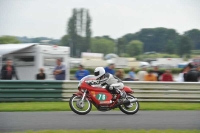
[0,81,200,102]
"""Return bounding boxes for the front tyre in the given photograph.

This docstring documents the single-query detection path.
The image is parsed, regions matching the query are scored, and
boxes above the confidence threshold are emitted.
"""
[119,94,139,115]
[69,95,92,115]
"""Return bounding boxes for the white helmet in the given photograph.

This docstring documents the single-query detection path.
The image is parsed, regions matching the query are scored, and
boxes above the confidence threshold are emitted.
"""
[94,67,105,79]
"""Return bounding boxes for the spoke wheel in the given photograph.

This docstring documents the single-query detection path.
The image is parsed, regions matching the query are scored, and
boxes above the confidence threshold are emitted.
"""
[118,94,139,115]
[69,95,92,115]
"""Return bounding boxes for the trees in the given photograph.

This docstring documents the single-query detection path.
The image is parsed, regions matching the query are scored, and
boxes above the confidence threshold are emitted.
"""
[117,28,179,54]
[177,36,192,57]
[17,36,59,44]
[0,36,20,44]
[84,10,92,52]
[91,38,115,54]
[165,40,176,54]
[127,40,143,56]
[60,35,69,46]
[135,28,179,53]
[67,8,92,57]
[116,28,199,57]
[117,38,126,55]
[67,9,78,56]
[184,29,200,49]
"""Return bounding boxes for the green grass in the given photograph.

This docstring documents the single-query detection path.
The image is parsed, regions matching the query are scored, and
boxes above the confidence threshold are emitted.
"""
[10,129,200,133]
[0,102,200,112]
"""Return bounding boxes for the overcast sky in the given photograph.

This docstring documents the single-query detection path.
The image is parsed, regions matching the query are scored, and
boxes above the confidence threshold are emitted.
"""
[0,0,200,39]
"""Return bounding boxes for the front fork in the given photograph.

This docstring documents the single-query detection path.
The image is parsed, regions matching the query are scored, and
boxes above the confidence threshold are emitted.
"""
[81,90,87,101]
[75,90,87,109]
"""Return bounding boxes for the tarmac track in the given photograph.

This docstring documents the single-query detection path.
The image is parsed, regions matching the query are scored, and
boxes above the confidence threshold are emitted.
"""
[0,111,200,132]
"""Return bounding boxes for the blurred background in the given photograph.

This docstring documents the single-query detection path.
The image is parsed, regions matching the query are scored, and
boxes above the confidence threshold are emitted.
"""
[0,0,200,81]
[0,1,200,132]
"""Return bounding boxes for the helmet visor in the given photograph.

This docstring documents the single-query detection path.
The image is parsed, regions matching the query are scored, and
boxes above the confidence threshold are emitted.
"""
[94,71,100,76]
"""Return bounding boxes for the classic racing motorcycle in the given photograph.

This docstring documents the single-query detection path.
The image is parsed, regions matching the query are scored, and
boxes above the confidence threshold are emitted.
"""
[69,75,139,115]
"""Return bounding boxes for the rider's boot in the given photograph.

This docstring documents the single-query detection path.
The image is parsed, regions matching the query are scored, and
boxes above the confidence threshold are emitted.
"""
[115,88,126,101]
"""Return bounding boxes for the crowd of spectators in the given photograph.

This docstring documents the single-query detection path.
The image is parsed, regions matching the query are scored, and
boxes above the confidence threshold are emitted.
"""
[1,59,199,82]
[0,58,67,80]
[101,63,200,82]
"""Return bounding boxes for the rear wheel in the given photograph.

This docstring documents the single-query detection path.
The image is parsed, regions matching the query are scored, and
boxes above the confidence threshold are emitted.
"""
[69,95,92,115]
[118,94,139,115]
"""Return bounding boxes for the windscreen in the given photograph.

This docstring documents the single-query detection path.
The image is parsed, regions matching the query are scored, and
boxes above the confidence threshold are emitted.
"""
[78,75,97,87]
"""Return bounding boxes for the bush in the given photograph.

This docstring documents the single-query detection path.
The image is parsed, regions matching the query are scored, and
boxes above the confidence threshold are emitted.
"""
[191,50,200,55]
[70,68,183,74]
[120,53,130,57]
[70,68,94,74]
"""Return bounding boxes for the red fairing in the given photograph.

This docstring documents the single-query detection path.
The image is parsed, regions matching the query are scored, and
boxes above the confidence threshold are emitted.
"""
[89,91,113,105]
[80,81,112,105]
[123,86,133,93]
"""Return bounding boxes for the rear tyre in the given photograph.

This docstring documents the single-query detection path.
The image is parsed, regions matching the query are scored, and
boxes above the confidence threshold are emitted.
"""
[69,95,92,115]
[118,94,139,115]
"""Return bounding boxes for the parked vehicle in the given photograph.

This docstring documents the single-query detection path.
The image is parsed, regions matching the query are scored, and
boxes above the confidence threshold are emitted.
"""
[193,58,200,66]
[69,75,139,115]
[0,43,70,80]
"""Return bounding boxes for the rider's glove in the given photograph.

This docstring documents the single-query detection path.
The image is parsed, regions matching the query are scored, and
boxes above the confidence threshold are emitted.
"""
[86,80,100,86]
[85,81,92,85]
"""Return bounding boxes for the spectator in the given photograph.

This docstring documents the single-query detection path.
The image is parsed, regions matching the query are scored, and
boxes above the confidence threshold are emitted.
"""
[196,65,200,73]
[104,63,115,75]
[128,67,136,80]
[184,63,200,82]
[0,59,19,80]
[176,66,190,82]
[197,65,200,78]
[161,69,173,81]
[36,68,46,80]
[137,66,148,81]
[75,65,90,80]
[53,59,66,80]
[115,69,124,80]
[144,70,157,81]
[197,65,200,77]
[152,66,163,81]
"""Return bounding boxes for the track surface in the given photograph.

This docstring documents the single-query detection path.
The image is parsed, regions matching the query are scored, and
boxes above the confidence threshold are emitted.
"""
[0,111,200,132]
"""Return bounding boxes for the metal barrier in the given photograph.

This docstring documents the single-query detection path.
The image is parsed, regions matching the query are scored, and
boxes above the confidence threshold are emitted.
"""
[0,81,63,102]
[0,81,200,102]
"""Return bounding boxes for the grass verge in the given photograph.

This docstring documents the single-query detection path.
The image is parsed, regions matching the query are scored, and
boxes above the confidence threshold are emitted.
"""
[0,102,200,112]
[11,129,200,133]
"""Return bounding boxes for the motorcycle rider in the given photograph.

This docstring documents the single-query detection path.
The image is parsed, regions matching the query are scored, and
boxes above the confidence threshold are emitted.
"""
[93,67,126,99]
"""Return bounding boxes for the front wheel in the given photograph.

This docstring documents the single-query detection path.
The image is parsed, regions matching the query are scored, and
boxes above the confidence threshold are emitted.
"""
[119,94,139,115]
[69,95,92,115]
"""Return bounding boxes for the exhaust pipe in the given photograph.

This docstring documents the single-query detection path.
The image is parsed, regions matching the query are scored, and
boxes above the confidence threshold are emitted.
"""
[123,98,137,104]
[111,98,138,109]
[129,98,138,103]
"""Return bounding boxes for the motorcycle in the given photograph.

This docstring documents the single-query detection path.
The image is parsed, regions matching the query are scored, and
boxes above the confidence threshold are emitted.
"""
[69,75,139,115]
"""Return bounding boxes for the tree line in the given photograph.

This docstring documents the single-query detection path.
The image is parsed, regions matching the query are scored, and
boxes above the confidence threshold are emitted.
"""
[62,9,200,57]
[117,28,200,57]
[1,8,200,58]
[0,36,60,45]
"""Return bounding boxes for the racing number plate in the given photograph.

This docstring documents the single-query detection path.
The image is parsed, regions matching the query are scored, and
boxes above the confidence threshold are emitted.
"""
[96,93,107,101]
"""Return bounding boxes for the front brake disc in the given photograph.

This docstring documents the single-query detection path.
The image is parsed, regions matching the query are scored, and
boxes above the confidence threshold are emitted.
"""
[76,100,84,109]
